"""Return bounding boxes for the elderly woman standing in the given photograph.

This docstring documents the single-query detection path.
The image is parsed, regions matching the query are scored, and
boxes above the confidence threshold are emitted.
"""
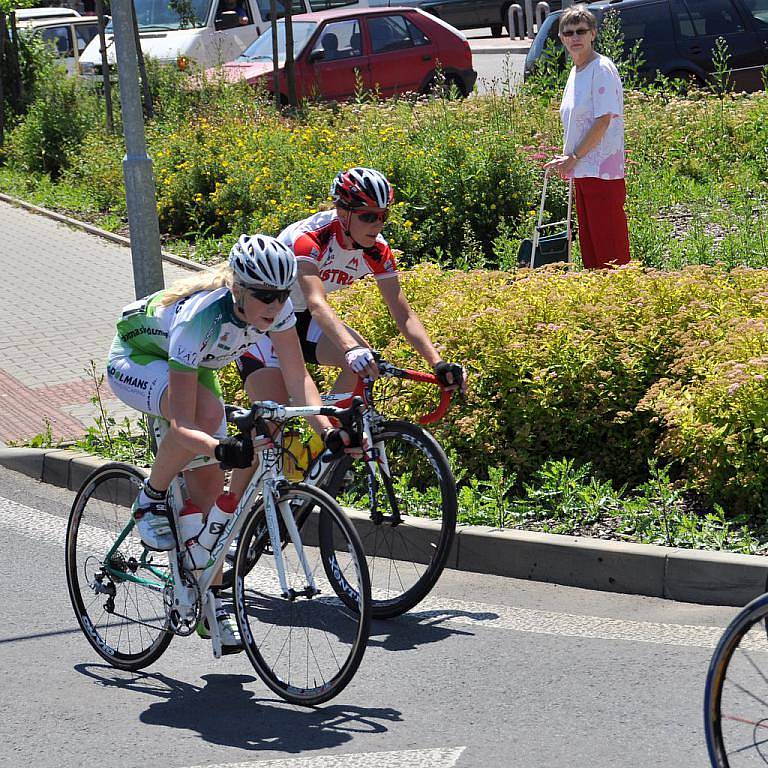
[545,5,630,269]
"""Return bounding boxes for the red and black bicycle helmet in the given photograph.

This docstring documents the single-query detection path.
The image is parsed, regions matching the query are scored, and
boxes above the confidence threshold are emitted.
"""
[330,167,394,210]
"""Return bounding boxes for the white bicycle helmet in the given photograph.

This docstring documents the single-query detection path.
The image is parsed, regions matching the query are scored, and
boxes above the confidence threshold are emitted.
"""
[229,234,296,290]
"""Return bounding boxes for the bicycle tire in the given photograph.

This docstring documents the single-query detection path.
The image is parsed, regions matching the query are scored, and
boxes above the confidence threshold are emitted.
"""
[233,482,371,706]
[704,592,768,767]
[65,462,173,671]
[322,420,457,619]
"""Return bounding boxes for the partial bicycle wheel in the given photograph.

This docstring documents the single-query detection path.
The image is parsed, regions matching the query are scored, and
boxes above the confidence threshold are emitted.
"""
[233,482,371,706]
[66,462,173,671]
[323,419,457,619]
[704,592,768,767]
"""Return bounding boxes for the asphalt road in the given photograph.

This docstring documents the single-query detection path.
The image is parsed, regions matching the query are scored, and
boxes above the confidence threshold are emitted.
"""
[472,52,525,95]
[0,466,740,767]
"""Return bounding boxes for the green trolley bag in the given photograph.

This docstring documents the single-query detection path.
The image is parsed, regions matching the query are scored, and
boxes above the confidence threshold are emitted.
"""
[517,169,573,269]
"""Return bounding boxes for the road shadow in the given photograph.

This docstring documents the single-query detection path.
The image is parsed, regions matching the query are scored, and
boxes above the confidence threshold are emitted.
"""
[369,608,499,653]
[74,664,401,753]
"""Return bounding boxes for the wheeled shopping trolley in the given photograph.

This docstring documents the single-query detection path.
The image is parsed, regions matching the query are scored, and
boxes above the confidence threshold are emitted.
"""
[517,168,574,269]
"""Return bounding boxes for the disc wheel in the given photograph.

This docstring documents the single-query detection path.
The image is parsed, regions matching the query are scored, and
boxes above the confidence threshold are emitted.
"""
[233,482,371,705]
[323,420,457,619]
[65,463,173,670]
[704,592,768,766]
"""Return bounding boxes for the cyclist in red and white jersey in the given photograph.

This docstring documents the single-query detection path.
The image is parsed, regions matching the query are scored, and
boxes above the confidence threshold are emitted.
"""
[236,167,465,410]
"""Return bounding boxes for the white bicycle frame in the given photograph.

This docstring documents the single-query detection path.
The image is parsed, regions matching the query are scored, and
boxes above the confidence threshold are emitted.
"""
[153,402,346,659]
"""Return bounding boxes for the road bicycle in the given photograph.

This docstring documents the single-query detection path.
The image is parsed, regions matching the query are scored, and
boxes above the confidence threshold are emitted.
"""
[223,353,460,619]
[704,590,768,766]
[65,400,372,706]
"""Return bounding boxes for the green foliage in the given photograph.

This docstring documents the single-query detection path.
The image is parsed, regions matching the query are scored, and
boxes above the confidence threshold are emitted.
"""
[323,263,768,516]
[5,60,101,177]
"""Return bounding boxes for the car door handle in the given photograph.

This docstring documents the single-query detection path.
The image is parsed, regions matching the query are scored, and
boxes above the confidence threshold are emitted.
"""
[688,45,702,54]
[422,53,432,61]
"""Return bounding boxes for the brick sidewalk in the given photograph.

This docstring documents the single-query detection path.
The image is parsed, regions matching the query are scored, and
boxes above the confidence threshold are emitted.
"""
[0,201,192,445]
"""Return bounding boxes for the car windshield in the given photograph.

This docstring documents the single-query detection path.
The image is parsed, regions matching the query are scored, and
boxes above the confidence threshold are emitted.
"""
[106,0,212,31]
[237,20,317,63]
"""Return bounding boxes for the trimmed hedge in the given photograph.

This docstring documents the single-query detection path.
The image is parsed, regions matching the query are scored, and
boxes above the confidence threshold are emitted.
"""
[220,263,768,515]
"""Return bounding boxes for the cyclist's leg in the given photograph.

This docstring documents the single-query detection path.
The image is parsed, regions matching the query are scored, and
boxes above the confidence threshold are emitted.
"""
[230,335,288,499]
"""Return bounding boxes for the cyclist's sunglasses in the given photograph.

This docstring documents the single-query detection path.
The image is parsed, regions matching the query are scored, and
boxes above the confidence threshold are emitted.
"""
[352,209,389,224]
[560,27,591,37]
[247,286,291,304]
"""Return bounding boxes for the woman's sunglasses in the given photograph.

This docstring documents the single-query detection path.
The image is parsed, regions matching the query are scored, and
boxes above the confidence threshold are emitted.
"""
[352,209,389,224]
[560,27,591,37]
[247,286,291,304]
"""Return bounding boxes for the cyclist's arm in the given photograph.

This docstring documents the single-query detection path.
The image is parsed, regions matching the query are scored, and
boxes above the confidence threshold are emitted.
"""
[165,368,220,456]
[377,275,442,369]
[270,324,335,436]
[298,262,361,355]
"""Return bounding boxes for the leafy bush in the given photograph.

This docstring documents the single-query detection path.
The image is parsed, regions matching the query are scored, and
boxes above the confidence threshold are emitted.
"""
[5,61,101,177]
[309,262,768,516]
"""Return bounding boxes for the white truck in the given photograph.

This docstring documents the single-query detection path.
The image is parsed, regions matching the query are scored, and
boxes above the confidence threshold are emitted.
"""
[78,0,367,78]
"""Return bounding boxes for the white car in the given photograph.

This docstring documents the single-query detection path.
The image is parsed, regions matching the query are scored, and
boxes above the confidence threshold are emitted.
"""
[15,6,81,22]
[78,0,369,79]
[19,15,100,76]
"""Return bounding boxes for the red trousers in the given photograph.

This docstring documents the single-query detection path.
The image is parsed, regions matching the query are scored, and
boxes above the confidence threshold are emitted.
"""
[574,177,631,269]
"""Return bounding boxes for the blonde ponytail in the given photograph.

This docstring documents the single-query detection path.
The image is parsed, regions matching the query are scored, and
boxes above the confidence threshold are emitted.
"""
[157,262,233,307]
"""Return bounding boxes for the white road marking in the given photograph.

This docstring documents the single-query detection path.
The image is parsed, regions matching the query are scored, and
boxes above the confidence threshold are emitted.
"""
[1,496,754,651]
[190,746,466,768]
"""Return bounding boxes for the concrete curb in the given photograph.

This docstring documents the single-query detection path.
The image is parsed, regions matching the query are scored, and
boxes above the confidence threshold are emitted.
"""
[3,447,766,607]
[0,192,205,273]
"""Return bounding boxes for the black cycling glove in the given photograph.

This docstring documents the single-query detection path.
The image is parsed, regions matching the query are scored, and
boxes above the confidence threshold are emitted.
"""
[433,361,465,389]
[215,436,254,469]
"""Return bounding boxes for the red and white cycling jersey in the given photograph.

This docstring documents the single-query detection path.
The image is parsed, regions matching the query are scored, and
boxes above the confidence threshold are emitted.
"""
[278,210,398,312]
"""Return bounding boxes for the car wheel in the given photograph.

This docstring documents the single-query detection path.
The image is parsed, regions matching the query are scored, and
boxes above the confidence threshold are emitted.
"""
[423,73,467,98]
[490,23,503,37]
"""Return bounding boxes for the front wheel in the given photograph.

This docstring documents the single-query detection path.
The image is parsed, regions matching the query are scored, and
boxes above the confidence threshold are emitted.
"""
[233,483,371,706]
[704,592,768,767]
[323,420,457,619]
[65,463,173,671]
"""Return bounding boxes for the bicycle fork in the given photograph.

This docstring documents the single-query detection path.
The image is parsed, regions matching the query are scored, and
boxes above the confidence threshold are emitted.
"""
[263,479,319,600]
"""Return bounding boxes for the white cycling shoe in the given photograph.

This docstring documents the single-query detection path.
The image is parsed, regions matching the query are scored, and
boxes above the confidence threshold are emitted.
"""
[197,609,243,655]
[132,497,175,551]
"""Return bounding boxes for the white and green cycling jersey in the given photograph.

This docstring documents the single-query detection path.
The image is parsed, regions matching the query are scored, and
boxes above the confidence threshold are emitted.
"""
[116,287,295,372]
[107,287,295,420]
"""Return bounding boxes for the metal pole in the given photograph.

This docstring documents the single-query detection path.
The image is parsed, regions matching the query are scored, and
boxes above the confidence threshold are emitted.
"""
[270,0,280,107]
[0,14,6,148]
[284,0,297,108]
[111,0,164,299]
[95,0,114,133]
[130,0,154,119]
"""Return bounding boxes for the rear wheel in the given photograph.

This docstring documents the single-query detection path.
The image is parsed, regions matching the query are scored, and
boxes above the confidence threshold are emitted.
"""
[65,463,173,671]
[233,483,371,706]
[323,420,457,619]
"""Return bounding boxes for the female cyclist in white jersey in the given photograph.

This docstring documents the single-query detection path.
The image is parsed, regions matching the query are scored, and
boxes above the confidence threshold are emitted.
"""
[106,234,349,651]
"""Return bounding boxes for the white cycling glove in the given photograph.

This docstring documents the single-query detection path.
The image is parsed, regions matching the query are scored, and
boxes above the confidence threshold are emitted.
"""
[345,345,375,374]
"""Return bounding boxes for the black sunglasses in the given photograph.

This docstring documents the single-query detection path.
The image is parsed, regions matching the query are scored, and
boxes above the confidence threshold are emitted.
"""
[247,286,291,304]
[560,27,591,37]
[353,209,389,224]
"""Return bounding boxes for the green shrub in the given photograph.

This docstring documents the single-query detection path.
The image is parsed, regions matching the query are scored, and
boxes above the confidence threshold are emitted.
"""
[316,263,768,515]
[6,67,101,177]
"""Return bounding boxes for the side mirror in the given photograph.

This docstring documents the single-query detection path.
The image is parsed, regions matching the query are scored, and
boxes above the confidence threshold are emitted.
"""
[308,49,324,63]
[77,37,86,52]
[215,10,241,30]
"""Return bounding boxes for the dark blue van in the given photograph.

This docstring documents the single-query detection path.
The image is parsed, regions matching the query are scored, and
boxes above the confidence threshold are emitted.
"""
[525,0,768,91]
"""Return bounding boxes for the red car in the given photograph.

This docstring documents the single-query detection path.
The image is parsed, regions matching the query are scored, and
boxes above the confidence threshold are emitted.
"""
[211,6,477,101]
